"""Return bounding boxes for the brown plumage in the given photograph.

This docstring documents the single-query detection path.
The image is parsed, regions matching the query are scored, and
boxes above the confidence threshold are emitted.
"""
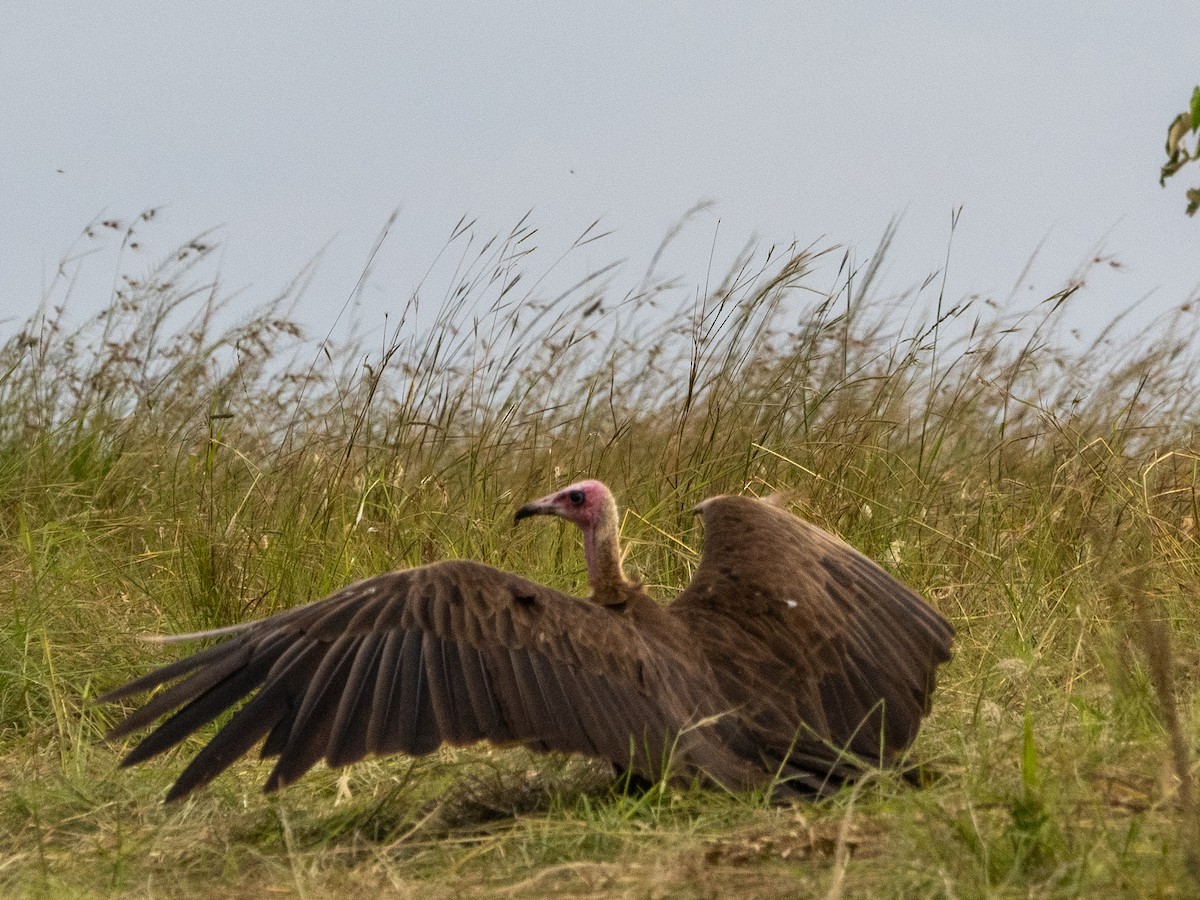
[100,480,953,801]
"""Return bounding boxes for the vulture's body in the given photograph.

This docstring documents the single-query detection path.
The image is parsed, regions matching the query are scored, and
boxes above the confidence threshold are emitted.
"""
[101,482,954,801]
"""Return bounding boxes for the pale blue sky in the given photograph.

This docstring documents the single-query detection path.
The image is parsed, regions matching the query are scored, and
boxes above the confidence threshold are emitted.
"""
[3,3,1197,341]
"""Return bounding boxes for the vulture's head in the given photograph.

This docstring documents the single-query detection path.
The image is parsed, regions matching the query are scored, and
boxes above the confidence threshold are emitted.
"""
[514,479,613,531]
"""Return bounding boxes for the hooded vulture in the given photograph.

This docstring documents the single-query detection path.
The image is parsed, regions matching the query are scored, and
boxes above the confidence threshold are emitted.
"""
[100,480,954,801]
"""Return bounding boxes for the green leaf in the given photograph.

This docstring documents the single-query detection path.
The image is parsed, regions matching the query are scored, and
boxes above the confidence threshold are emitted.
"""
[1191,86,1200,131]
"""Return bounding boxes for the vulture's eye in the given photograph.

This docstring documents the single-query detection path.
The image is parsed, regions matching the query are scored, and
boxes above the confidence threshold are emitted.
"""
[567,489,585,506]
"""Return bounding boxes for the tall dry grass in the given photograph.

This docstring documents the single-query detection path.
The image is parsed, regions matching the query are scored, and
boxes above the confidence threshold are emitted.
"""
[1,212,1199,896]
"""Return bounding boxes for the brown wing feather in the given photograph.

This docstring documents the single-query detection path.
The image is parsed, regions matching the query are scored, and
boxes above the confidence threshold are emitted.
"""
[100,559,759,800]
[670,494,953,778]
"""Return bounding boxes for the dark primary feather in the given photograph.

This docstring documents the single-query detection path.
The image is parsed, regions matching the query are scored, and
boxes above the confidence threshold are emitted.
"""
[100,492,953,801]
[102,562,750,798]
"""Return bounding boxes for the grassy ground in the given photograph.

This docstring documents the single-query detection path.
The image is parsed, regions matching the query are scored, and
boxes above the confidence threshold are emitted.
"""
[2,216,1199,897]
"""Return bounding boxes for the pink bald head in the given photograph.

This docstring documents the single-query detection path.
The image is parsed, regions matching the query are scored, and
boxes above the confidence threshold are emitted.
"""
[514,479,630,603]
[514,479,613,531]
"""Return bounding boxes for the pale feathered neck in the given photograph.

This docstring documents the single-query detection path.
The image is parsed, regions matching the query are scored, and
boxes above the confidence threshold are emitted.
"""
[583,491,629,606]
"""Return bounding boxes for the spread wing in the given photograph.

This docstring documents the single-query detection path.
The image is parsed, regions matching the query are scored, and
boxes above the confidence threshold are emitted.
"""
[670,495,954,779]
[100,560,756,800]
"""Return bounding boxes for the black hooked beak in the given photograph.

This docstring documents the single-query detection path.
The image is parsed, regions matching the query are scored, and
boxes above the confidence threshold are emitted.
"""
[514,502,552,524]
